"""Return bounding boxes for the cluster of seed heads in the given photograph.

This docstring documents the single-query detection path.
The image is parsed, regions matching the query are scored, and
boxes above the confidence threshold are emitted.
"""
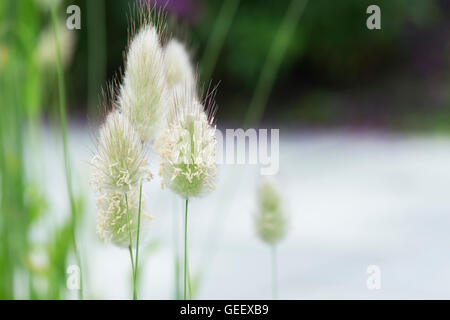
[92,15,217,247]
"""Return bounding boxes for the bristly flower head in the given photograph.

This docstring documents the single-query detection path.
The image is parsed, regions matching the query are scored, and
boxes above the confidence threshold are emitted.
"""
[96,187,152,247]
[119,25,168,141]
[155,88,216,198]
[255,178,288,245]
[92,110,152,194]
[163,38,198,123]
[164,38,196,91]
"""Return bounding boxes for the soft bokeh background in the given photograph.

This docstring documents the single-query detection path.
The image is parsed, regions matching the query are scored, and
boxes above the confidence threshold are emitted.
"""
[1,0,450,299]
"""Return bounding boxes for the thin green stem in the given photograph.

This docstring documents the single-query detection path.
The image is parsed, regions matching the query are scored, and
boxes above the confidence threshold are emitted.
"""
[184,198,189,300]
[50,0,83,299]
[244,0,309,127]
[272,244,277,300]
[125,193,135,299]
[174,199,181,299]
[134,183,143,300]
[187,257,192,299]
[128,244,135,299]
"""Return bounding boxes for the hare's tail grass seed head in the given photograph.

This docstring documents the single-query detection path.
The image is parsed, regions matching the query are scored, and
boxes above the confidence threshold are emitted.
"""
[119,24,168,142]
[163,38,199,123]
[155,87,217,199]
[255,178,288,245]
[164,38,197,91]
[96,187,152,248]
[92,110,152,195]
[92,110,152,247]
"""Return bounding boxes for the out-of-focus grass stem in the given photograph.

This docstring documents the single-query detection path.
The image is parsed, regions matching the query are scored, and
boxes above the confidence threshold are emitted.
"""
[200,0,240,82]
[244,0,309,127]
[87,0,106,119]
[50,0,83,299]
[272,244,277,299]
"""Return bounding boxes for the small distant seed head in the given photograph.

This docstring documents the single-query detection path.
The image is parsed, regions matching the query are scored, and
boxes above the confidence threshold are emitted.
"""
[255,178,288,245]
[37,20,75,68]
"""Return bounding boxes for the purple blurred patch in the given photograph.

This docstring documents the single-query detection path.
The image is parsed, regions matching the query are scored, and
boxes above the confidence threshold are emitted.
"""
[139,0,201,22]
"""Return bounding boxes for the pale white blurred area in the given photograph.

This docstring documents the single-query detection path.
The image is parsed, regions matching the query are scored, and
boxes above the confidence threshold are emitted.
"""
[31,125,450,299]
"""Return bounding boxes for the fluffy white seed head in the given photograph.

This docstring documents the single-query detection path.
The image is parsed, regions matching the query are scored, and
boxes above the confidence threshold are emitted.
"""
[163,39,198,124]
[255,178,288,245]
[164,39,196,91]
[155,89,216,198]
[92,110,152,194]
[96,187,152,248]
[119,25,168,142]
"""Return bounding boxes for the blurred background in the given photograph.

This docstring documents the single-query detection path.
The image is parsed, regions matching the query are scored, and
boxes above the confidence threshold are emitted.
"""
[1,0,450,299]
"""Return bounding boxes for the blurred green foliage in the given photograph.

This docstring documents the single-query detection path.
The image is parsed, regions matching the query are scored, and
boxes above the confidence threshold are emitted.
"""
[199,0,439,85]
[64,0,447,127]
[0,0,84,299]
